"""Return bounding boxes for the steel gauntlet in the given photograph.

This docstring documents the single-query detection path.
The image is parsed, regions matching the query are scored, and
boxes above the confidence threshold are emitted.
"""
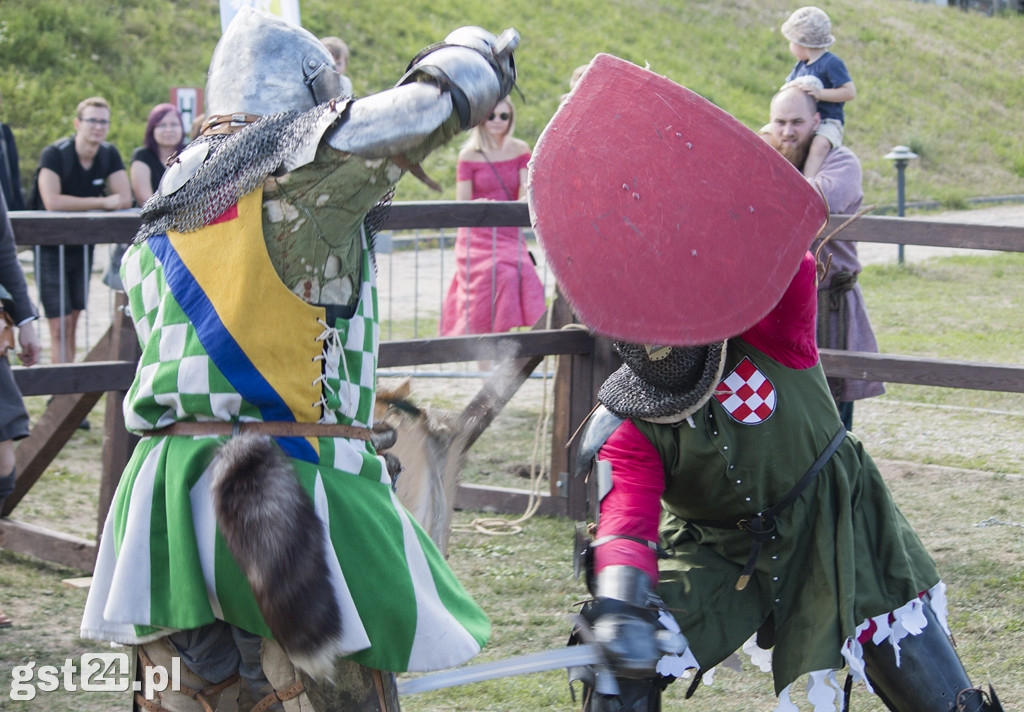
[399,26,519,129]
[587,566,688,680]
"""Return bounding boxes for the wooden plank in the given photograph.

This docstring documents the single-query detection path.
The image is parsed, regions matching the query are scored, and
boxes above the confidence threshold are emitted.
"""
[0,518,96,572]
[820,349,1024,392]
[98,291,142,540]
[4,326,119,516]
[566,348,595,521]
[379,328,592,367]
[453,310,569,456]
[547,293,577,502]
[12,360,136,396]
[4,393,103,516]
[384,201,529,230]
[10,210,141,246]
[454,483,563,517]
[826,214,1024,252]
[8,203,535,246]
[546,291,619,521]
[11,205,1024,253]
[456,352,545,452]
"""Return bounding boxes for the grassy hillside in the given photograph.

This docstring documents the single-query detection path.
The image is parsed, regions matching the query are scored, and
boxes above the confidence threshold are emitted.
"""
[0,0,1022,207]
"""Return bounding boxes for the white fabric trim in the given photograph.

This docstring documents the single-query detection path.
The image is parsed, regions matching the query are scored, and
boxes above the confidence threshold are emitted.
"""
[683,583,950,712]
[396,487,483,671]
[82,442,165,644]
[841,581,948,695]
[191,465,223,620]
[313,471,371,656]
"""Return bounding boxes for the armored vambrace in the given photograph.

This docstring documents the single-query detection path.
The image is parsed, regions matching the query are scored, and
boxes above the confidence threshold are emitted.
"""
[327,27,518,158]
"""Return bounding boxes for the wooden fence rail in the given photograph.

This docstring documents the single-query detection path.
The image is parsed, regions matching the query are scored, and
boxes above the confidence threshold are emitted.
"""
[3,204,1023,571]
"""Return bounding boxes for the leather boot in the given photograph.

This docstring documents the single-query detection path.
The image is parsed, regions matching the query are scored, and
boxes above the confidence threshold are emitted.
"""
[136,639,241,712]
[862,603,1003,712]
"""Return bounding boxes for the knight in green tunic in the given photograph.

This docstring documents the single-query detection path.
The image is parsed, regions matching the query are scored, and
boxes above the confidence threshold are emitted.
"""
[571,254,1003,712]
[80,9,519,712]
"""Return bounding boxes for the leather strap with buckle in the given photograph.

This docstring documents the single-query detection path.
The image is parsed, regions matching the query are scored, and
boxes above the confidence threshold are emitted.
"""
[201,112,262,136]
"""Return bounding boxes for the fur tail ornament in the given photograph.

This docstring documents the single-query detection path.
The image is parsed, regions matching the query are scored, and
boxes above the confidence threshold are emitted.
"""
[212,432,341,679]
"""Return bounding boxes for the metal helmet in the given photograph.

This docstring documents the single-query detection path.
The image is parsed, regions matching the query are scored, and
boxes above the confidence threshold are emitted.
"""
[206,7,343,118]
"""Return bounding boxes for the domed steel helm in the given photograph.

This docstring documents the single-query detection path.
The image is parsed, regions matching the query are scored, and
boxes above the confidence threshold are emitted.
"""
[598,341,727,423]
[206,7,343,118]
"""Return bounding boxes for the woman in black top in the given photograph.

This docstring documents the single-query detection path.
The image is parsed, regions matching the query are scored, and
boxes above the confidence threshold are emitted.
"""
[129,103,185,205]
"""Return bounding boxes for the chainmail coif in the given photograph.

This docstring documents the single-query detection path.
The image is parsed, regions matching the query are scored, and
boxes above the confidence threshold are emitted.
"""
[134,103,343,242]
[599,341,727,422]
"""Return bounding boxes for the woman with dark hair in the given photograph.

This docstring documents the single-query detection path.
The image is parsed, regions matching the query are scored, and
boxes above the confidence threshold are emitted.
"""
[129,103,185,206]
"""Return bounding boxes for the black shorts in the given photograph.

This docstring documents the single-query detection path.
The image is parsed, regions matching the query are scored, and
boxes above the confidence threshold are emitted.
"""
[35,244,94,318]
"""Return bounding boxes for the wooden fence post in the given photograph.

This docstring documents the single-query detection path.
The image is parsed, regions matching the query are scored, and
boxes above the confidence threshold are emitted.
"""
[97,290,141,541]
[549,290,619,521]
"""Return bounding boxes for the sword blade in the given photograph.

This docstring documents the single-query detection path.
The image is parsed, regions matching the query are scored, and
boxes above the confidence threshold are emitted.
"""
[397,644,604,694]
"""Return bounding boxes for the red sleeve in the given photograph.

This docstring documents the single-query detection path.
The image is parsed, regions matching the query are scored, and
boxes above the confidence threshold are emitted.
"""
[741,251,819,369]
[456,159,477,182]
[593,419,665,585]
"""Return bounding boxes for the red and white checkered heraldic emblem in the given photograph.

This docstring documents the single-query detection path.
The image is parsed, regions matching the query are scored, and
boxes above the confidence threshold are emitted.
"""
[714,356,776,424]
[528,53,828,347]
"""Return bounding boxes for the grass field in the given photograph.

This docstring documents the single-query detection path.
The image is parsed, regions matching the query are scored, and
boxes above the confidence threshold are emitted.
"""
[2,0,1024,210]
[1,249,1023,711]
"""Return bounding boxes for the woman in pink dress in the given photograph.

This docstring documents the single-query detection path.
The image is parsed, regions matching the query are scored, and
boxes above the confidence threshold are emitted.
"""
[440,98,546,336]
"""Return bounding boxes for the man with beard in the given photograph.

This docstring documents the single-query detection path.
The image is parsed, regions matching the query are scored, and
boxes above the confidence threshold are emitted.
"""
[765,84,883,431]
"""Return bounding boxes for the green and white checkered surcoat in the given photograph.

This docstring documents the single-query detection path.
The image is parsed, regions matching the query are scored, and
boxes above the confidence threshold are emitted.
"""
[81,186,489,673]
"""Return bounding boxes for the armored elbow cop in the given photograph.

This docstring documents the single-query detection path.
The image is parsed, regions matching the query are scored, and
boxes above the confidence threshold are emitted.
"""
[399,27,519,129]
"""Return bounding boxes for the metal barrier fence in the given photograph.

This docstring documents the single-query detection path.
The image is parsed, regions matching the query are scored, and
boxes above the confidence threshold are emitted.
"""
[372,226,557,378]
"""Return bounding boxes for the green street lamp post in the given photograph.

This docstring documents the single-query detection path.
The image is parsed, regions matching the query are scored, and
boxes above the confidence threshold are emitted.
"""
[884,145,919,265]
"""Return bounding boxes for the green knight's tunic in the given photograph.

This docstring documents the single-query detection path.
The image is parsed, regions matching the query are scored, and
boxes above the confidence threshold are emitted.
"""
[81,112,488,674]
[637,338,939,694]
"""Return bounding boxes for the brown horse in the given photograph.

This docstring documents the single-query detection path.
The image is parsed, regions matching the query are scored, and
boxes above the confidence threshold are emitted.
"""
[376,379,466,556]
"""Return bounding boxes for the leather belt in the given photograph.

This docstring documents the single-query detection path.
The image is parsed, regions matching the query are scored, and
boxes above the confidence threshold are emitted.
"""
[150,421,374,441]
[690,424,847,591]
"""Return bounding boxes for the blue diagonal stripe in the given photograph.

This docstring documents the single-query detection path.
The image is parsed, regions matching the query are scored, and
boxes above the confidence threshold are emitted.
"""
[148,235,316,462]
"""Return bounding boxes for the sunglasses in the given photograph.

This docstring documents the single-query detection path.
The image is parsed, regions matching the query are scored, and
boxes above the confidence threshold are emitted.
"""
[488,112,511,121]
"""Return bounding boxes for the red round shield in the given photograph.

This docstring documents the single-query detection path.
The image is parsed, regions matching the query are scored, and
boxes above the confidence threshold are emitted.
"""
[528,53,828,346]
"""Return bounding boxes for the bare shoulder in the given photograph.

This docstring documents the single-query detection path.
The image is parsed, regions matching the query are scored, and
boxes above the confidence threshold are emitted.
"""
[511,137,532,155]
